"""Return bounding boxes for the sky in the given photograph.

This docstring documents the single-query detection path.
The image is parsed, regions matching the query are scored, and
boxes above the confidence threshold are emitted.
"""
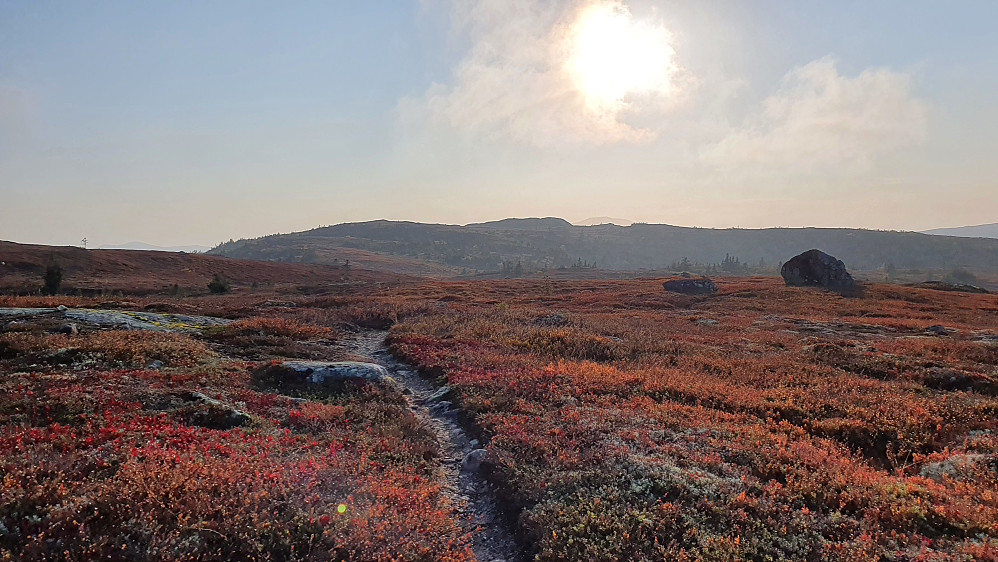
[1,0,997,248]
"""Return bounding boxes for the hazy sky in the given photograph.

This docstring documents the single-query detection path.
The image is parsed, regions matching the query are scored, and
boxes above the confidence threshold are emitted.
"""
[2,1,997,248]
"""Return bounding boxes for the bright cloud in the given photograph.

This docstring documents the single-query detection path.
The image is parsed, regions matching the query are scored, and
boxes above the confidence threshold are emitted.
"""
[701,58,928,174]
[402,0,686,147]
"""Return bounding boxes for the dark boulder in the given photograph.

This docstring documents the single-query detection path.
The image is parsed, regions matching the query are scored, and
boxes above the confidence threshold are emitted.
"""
[781,249,854,289]
[662,278,718,295]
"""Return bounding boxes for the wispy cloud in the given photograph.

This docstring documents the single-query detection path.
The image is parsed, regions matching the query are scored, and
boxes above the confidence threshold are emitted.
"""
[701,58,928,175]
[400,0,689,147]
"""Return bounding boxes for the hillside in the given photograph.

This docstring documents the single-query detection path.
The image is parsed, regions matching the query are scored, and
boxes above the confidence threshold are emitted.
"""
[0,241,410,295]
[924,222,998,238]
[209,219,998,280]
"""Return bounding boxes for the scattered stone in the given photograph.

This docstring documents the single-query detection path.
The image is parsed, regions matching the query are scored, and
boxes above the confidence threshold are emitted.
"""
[662,277,718,295]
[58,323,78,335]
[426,385,452,403]
[462,449,489,473]
[781,249,855,289]
[469,439,480,448]
[532,313,568,327]
[45,347,81,364]
[429,400,452,414]
[56,305,68,312]
[695,318,719,326]
[920,453,987,483]
[909,281,990,294]
[182,391,252,429]
[145,359,164,370]
[925,325,952,336]
[260,300,297,308]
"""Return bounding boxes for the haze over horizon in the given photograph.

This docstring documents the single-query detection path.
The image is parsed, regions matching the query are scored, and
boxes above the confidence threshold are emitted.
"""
[2,1,997,248]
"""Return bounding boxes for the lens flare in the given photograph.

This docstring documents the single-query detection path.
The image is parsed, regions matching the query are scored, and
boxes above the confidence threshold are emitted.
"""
[566,1,676,113]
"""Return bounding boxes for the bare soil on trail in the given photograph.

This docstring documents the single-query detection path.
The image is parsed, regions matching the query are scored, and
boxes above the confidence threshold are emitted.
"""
[336,329,523,562]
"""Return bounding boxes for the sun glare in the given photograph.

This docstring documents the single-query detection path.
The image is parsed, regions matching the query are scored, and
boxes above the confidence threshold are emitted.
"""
[566,2,676,113]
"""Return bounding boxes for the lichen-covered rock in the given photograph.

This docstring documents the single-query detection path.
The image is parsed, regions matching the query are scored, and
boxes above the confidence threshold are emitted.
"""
[662,278,717,294]
[254,361,399,391]
[781,249,855,288]
[283,361,391,383]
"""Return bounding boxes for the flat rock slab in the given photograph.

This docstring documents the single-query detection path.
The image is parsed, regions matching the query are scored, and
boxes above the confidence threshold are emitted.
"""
[0,307,231,332]
[281,361,398,387]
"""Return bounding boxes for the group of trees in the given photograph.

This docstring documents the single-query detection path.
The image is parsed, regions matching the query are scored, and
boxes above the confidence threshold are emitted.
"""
[668,254,777,277]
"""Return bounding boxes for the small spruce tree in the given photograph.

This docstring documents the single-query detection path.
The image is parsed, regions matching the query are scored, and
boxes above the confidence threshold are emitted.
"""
[207,274,230,294]
[43,264,63,296]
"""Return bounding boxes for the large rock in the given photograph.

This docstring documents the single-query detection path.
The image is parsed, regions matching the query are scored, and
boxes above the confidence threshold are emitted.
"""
[662,278,717,295]
[253,361,400,391]
[781,249,854,289]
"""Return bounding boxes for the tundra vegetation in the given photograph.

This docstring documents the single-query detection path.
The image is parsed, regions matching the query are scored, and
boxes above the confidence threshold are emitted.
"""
[1,276,997,560]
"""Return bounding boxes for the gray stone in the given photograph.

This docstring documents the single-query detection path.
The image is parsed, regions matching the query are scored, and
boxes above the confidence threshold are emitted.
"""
[462,448,489,473]
[186,391,252,428]
[57,305,68,312]
[281,361,396,387]
[920,454,986,483]
[532,313,568,327]
[145,359,164,370]
[781,249,854,288]
[429,400,452,414]
[426,385,451,403]
[662,278,717,295]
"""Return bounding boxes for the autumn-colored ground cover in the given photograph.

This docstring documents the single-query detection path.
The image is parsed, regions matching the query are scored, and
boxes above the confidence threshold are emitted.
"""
[3,276,998,560]
[0,315,470,561]
[384,278,998,560]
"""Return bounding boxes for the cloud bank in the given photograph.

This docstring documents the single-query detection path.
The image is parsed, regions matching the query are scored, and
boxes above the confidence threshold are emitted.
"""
[702,58,928,175]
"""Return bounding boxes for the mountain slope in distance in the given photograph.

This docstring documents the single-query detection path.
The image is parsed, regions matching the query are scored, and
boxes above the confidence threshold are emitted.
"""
[923,223,998,239]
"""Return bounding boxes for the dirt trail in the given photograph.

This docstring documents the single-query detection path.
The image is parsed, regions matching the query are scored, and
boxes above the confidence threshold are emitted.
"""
[339,329,522,562]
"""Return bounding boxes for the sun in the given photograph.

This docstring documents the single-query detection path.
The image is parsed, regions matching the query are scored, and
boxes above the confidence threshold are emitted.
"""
[565,2,677,114]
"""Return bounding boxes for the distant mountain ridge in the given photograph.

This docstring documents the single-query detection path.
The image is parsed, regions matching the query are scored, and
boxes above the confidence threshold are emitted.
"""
[209,218,998,276]
[101,241,212,253]
[923,223,998,239]
[574,217,634,226]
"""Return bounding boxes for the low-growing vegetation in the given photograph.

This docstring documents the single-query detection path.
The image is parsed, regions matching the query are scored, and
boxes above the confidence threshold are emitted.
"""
[387,278,998,560]
[2,276,997,560]
[0,317,470,561]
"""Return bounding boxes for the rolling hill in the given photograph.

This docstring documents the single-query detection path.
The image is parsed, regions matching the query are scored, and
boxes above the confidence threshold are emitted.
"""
[208,219,998,279]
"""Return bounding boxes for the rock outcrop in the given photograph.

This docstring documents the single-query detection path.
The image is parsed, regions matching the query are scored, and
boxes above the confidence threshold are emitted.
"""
[781,249,855,289]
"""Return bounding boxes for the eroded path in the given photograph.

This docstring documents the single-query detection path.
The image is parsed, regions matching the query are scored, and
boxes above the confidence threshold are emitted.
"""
[337,329,522,562]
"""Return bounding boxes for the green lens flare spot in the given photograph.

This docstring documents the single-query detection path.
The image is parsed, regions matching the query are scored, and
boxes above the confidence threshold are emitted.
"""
[337,504,347,514]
